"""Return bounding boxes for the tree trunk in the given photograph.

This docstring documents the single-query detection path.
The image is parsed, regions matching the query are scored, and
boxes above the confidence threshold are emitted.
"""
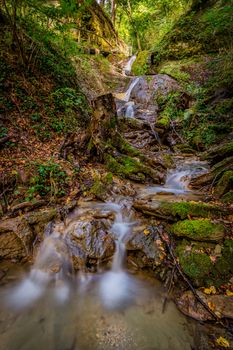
[111,0,116,26]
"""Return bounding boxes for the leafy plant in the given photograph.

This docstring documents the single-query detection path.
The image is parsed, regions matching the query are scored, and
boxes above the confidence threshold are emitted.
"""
[26,159,68,200]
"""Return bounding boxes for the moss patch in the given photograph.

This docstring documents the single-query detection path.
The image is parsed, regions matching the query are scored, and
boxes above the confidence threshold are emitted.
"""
[176,241,213,287]
[131,51,151,75]
[176,239,233,287]
[155,113,170,129]
[170,219,225,242]
[90,172,113,200]
[158,201,228,220]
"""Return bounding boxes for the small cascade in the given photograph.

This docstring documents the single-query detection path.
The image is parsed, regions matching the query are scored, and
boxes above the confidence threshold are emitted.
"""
[123,77,140,102]
[124,55,137,75]
[125,102,135,118]
[145,158,209,195]
[7,228,72,308]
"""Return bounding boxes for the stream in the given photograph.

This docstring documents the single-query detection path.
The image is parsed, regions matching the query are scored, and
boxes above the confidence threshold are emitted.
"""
[0,57,210,350]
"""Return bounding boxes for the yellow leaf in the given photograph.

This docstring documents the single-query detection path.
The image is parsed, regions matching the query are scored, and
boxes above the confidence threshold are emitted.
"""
[204,286,216,295]
[216,336,230,348]
[143,229,150,235]
[226,290,233,297]
[207,301,215,311]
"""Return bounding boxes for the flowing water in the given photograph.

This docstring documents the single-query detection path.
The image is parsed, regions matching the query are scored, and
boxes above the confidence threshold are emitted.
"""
[0,200,195,350]
[0,57,207,350]
[124,55,137,75]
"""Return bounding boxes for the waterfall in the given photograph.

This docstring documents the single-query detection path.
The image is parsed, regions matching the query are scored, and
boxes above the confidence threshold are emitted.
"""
[124,55,137,75]
[123,77,140,102]
[125,102,135,118]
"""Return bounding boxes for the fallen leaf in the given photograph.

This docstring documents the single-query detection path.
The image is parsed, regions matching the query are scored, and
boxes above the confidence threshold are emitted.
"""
[204,286,216,295]
[143,229,150,235]
[207,301,216,311]
[216,336,230,348]
[226,290,233,297]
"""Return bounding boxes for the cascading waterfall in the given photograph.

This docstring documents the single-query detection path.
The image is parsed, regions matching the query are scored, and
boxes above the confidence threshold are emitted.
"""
[145,158,209,195]
[123,77,140,102]
[8,228,72,308]
[124,55,137,75]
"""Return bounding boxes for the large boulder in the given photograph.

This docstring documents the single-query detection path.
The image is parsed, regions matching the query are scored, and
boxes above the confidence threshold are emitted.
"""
[126,226,164,269]
[177,290,233,321]
[66,218,115,271]
[0,208,57,261]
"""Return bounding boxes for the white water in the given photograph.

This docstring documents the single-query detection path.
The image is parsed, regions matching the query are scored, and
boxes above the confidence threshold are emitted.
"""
[125,102,135,118]
[124,55,137,75]
[147,158,209,195]
[122,77,140,102]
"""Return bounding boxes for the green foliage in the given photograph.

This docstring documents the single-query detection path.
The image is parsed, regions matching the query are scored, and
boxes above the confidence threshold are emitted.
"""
[0,126,8,138]
[26,159,68,200]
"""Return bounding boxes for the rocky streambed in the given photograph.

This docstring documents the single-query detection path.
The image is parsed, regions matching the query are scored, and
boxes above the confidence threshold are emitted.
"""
[0,59,233,350]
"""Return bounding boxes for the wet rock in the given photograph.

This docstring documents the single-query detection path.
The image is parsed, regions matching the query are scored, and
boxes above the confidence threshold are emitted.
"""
[0,208,57,261]
[177,290,233,321]
[66,219,115,270]
[126,226,162,269]
[130,74,180,112]
[214,170,233,197]
[170,219,225,242]
[133,200,230,221]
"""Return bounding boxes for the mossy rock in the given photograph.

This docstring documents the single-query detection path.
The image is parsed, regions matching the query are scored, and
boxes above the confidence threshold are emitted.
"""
[131,51,153,76]
[104,153,162,183]
[158,201,227,220]
[90,173,113,200]
[214,240,233,283]
[176,241,213,287]
[170,219,225,242]
[174,144,195,154]
[214,170,233,197]
[133,200,230,221]
[155,113,170,130]
[176,239,233,287]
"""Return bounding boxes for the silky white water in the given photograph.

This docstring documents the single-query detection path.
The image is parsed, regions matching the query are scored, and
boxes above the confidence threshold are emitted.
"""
[124,55,137,75]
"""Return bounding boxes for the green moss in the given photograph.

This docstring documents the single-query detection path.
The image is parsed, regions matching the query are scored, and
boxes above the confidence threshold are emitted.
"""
[158,201,227,220]
[213,240,233,286]
[173,144,195,154]
[116,136,141,157]
[162,154,174,168]
[104,154,145,181]
[155,113,170,129]
[170,219,225,242]
[176,239,233,287]
[131,51,151,75]
[176,241,213,287]
[90,172,113,199]
[159,60,191,83]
